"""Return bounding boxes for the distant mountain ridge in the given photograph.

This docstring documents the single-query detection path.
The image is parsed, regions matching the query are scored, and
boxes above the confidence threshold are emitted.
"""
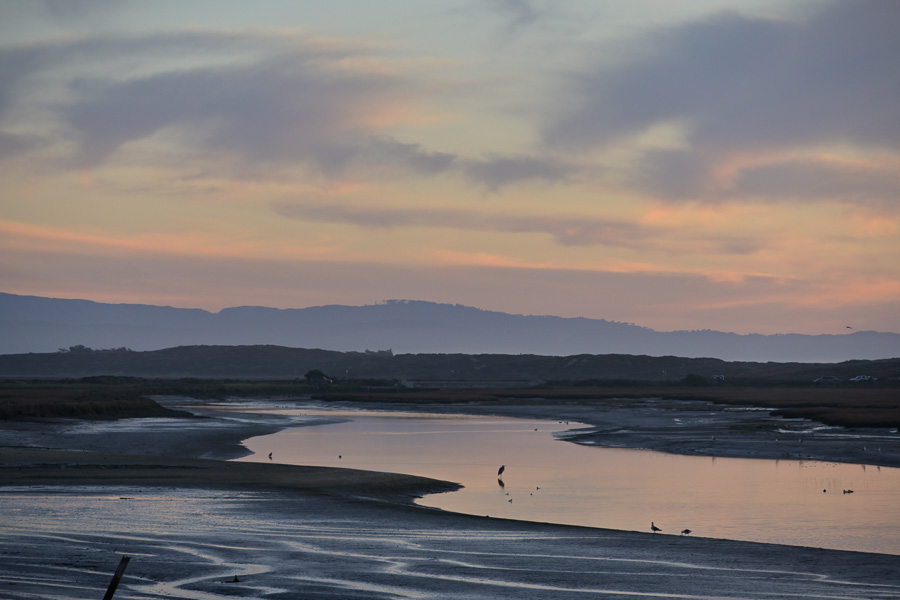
[1,292,898,362]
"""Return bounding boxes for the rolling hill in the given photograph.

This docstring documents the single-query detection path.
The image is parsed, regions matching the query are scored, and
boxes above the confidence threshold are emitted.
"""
[2,293,898,362]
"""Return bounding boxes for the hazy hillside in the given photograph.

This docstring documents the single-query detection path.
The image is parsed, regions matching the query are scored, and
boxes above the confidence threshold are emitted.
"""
[2,293,899,362]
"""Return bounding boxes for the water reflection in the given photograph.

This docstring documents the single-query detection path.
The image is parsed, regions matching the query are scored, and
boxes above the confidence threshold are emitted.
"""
[234,408,900,555]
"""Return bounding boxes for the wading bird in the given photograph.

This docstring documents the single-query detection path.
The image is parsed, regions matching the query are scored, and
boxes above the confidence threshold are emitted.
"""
[651,522,662,533]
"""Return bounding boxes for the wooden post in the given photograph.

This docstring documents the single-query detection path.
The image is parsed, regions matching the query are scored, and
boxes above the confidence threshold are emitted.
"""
[102,555,131,600]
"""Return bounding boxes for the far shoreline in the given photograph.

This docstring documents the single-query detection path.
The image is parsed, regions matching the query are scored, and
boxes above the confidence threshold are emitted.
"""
[220,394,900,469]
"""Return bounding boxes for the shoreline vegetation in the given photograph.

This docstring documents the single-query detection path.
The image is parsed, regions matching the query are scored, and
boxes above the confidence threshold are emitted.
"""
[2,377,898,428]
[3,344,900,383]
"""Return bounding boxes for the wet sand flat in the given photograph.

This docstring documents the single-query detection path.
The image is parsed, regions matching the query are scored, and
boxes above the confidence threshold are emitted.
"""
[2,399,900,599]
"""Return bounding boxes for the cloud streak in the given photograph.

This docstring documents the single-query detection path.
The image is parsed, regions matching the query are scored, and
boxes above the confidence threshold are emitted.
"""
[274,200,644,248]
[731,157,900,207]
[462,154,579,190]
[2,29,586,192]
[5,228,895,335]
[547,2,900,152]
[543,1,900,203]
[62,45,419,170]
[272,199,767,255]
[0,30,457,178]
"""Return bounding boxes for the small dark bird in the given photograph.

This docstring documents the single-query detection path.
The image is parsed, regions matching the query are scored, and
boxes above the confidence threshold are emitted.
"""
[846,325,852,329]
[843,489,854,494]
[498,465,506,477]
[651,522,662,533]
[268,452,272,460]
[681,529,691,535]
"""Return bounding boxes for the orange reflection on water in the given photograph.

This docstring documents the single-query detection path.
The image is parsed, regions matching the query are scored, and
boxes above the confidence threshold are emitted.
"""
[234,408,900,555]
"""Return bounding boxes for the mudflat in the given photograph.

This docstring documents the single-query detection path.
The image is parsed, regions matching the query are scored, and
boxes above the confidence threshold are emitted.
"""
[2,397,899,599]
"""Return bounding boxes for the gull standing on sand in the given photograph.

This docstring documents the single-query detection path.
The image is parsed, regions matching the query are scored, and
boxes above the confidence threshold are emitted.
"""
[651,522,662,533]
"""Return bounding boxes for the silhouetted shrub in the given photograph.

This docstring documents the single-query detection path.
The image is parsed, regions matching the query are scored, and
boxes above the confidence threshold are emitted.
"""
[681,373,710,386]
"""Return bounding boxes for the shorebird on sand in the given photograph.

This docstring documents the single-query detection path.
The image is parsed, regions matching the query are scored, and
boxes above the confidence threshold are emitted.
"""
[681,529,691,535]
[651,522,662,533]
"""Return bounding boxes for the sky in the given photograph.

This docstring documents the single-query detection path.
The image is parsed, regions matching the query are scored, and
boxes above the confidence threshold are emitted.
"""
[1,0,898,335]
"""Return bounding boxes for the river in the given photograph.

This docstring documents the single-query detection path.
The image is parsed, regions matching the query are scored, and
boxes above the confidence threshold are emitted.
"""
[232,405,900,555]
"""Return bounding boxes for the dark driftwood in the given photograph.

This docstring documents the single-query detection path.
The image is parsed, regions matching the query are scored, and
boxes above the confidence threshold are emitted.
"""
[102,556,131,600]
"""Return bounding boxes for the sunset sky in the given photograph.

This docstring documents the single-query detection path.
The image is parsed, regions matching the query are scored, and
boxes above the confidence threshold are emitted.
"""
[1,0,898,335]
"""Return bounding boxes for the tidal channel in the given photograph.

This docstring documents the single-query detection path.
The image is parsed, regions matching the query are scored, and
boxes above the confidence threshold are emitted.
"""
[233,406,900,555]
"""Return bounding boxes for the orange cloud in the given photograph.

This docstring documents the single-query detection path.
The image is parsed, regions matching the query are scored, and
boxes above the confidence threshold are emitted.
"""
[430,247,789,287]
[690,273,900,313]
[0,220,339,261]
[814,275,900,308]
[639,202,753,228]
[78,169,95,188]
[849,213,898,238]
[432,249,558,270]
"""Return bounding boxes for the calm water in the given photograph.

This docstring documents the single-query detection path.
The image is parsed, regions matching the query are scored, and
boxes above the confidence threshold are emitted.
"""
[234,407,900,555]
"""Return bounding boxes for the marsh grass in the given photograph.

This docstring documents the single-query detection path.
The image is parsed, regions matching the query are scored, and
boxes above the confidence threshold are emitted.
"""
[0,379,896,428]
[315,385,900,429]
[0,387,193,420]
